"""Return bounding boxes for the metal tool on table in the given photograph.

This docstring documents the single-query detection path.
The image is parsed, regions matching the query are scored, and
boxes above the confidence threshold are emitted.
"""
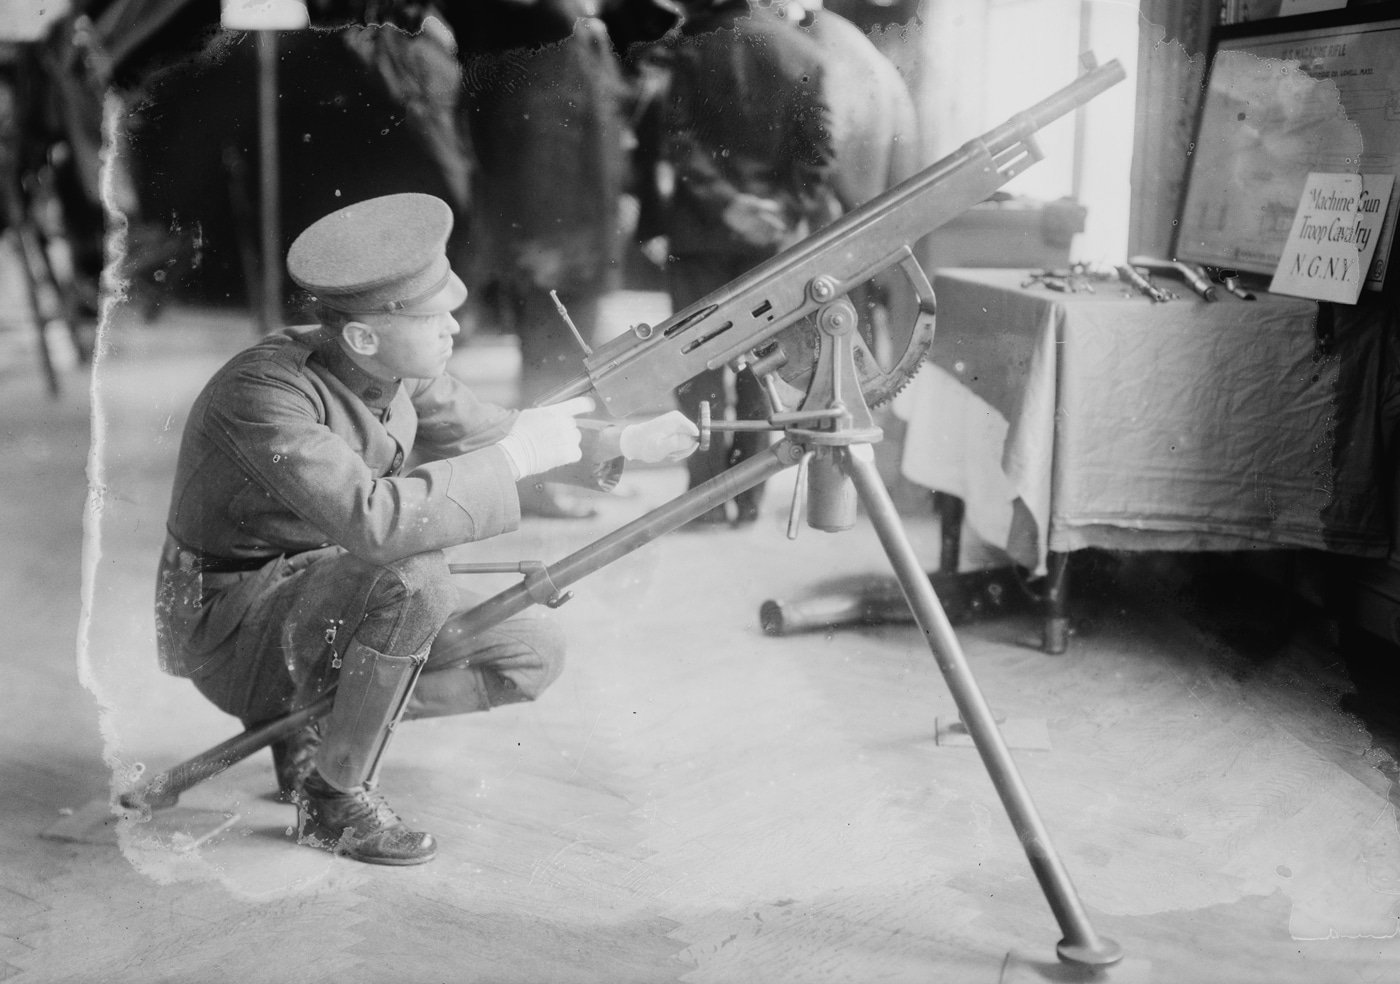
[1022,269,1094,293]
[1116,262,1173,302]
[1020,262,1124,295]
[122,61,1129,970]
[1215,268,1257,300]
[1127,255,1217,301]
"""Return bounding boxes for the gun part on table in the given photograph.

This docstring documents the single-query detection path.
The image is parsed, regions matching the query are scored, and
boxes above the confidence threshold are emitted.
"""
[1127,256,1217,301]
[1116,263,1173,303]
[1215,269,1257,300]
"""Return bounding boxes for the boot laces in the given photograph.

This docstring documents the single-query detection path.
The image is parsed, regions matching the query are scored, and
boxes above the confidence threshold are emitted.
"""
[336,784,402,830]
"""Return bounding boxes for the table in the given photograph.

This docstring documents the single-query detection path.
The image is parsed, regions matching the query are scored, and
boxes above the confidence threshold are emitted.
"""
[895,268,1395,650]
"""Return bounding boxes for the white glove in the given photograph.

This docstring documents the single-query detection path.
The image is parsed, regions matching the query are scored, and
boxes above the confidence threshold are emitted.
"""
[619,411,700,463]
[498,397,595,478]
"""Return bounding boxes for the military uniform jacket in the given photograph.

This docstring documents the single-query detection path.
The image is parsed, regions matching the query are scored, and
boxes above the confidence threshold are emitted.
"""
[157,323,618,677]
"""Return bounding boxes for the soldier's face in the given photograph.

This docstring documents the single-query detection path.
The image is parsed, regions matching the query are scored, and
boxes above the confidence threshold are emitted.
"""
[366,310,461,379]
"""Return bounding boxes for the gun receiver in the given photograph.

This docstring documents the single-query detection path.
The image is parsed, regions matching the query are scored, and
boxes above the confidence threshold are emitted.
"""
[542,59,1126,417]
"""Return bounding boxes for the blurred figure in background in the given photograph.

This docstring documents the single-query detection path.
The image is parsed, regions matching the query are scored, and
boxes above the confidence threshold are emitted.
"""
[786,0,921,212]
[645,0,839,527]
[453,0,633,519]
[788,0,923,365]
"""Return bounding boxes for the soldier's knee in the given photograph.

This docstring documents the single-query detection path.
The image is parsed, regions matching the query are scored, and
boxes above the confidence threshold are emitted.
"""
[364,550,458,626]
[514,619,566,700]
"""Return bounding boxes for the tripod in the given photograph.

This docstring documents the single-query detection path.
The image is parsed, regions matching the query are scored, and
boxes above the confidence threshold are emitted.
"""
[121,291,1122,969]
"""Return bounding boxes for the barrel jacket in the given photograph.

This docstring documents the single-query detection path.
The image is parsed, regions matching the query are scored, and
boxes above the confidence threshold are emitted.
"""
[156,322,619,678]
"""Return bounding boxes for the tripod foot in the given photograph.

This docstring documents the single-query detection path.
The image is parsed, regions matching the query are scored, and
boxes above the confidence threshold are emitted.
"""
[119,780,181,812]
[1056,936,1124,967]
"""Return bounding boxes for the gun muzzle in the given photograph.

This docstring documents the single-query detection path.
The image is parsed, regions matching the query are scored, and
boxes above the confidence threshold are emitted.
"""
[984,58,1126,159]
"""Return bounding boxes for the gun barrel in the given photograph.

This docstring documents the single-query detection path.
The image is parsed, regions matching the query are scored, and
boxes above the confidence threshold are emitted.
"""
[538,59,1126,417]
[979,58,1126,158]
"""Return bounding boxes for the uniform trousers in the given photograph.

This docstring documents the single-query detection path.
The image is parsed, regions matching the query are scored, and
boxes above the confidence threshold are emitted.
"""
[163,546,565,732]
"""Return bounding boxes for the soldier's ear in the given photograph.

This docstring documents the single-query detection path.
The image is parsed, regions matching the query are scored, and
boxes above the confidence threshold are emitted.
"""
[341,320,380,356]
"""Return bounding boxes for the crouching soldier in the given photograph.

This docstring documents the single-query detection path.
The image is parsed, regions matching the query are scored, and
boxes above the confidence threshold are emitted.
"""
[154,193,697,865]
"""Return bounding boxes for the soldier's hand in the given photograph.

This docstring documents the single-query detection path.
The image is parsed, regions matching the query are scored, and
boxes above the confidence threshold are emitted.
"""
[499,398,594,478]
[722,193,789,247]
[619,411,700,463]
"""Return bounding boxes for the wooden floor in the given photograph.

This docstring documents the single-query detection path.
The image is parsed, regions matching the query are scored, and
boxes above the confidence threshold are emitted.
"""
[4,303,1400,983]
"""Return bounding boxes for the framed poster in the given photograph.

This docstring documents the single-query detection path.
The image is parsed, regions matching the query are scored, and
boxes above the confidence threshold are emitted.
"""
[1172,3,1400,291]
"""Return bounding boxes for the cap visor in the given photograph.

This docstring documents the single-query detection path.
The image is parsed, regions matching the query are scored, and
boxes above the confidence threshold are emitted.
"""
[399,271,468,315]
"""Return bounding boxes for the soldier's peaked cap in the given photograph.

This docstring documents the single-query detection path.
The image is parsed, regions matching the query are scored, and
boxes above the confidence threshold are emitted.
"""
[287,193,467,316]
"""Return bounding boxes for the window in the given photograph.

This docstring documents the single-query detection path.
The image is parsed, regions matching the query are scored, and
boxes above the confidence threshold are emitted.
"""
[917,0,1141,262]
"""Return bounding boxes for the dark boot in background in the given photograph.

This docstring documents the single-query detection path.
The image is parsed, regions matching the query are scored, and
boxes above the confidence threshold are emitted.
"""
[271,722,322,802]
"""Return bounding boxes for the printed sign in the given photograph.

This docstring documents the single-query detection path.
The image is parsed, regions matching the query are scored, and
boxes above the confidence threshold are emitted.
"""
[1269,172,1394,303]
[1174,20,1400,291]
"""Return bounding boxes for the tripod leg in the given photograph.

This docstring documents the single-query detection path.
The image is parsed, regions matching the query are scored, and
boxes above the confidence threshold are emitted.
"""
[446,442,799,638]
[119,693,335,811]
[842,444,1121,968]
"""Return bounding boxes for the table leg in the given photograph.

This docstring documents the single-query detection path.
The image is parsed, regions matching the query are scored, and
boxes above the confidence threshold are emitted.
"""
[1043,550,1071,654]
[933,492,965,574]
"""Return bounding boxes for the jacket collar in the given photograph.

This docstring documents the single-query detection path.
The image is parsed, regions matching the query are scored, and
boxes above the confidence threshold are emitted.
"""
[290,324,401,410]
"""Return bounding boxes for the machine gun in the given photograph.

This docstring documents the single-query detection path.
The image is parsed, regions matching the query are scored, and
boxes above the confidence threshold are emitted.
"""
[542,58,1123,426]
[122,59,1126,968]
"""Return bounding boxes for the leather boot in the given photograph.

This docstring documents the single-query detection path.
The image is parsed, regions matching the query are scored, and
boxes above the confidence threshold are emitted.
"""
[295,767,437,865]
[270,722,322,801]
